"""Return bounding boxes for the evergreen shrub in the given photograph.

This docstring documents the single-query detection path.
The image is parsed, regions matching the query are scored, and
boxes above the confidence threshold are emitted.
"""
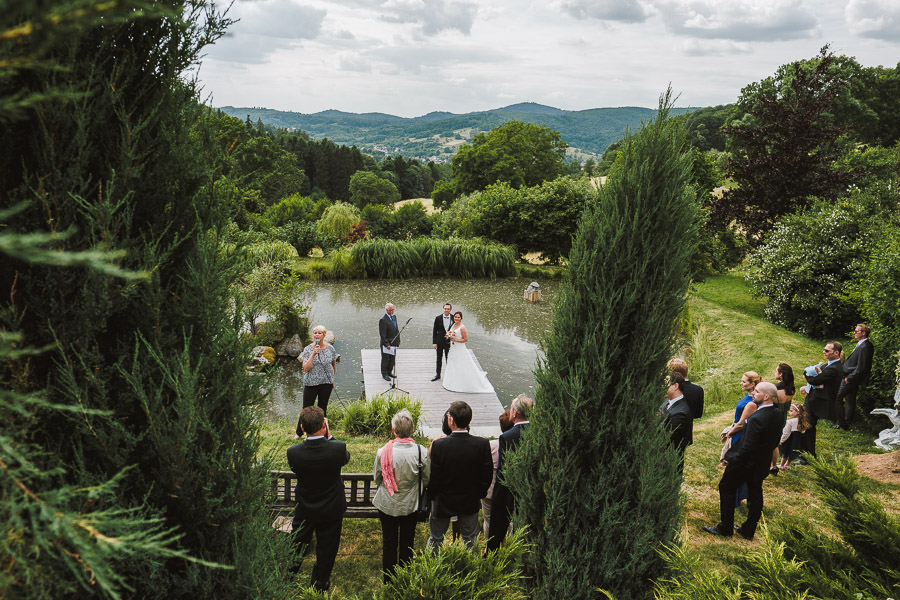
[506,94,698,599]
[381,529,529,600]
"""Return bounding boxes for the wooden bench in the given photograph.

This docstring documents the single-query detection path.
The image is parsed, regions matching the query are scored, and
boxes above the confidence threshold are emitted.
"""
[270,470,379,530]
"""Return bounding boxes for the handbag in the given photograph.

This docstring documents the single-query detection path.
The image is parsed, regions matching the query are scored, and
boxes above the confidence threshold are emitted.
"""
[414,445,431,522]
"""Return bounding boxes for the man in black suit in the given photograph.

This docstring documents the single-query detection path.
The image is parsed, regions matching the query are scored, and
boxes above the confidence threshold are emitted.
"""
[659,372,693,475]
[428,401,493,552]
[802,341,843,459]
[486,394,533,551]
[379,302,400,382]
[833,324,874,430]
[431,302,453,381]
[287,406,351,591]
[703,382,783,541]
[667,358,704,419]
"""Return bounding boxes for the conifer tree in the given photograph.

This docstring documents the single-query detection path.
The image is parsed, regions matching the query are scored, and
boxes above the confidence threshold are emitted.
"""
[1,1,294,597]
[505,92,699,600]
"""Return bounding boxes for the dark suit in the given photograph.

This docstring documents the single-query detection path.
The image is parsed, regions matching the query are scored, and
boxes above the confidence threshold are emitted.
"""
[433,313,452,377]
[804,360,842,456]
[661,398,693,475]
[287,436,351,590]
[486,421,529,550]
[717,404,782,539]
[683,380,705,419]
[379,312,400,378]
[428,431,493,549]
[834,339,874,427]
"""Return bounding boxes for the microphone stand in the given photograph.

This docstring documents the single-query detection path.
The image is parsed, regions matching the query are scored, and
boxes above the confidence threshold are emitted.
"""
[384,317,412,395]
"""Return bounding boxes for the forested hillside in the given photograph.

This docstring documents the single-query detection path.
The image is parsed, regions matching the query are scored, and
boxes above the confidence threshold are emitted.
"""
[218,103,692,160]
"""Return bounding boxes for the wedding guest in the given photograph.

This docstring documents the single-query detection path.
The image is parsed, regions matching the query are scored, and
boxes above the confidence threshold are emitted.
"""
[373,410,431,583]
[287,407,349,592]
[296,326,337,435]
[482,410,513,539]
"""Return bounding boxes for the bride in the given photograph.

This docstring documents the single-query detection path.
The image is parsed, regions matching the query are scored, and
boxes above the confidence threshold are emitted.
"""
[442,311,495,394]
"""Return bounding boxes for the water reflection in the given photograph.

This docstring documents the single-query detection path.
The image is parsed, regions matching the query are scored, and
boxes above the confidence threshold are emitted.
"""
[265,278,558,422]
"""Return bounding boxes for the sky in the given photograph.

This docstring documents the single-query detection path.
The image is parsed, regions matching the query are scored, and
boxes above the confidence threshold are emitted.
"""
[197,0,900,118]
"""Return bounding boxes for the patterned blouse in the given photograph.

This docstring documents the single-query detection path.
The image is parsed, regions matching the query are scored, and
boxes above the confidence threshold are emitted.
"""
[300,343,337,386]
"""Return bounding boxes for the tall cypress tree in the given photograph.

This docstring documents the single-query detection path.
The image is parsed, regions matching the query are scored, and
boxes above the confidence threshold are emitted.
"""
[505,93,699,600]
[0,1,293,597]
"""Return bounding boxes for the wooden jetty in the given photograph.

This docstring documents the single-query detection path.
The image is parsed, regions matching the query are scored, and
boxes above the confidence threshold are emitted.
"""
[361,349,504,438]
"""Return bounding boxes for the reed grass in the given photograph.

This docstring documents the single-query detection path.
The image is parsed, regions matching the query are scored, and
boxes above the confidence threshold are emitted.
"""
[349,237,516,279]
[328,395,423,438]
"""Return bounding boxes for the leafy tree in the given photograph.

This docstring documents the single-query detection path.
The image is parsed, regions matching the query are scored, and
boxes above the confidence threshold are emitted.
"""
[452,120,568,194]
[680,105,732,151]
[745,189,891,337]
[262,193,326,227]
[712,46,855,241]
[317,202,360,239]
[229,136,309,207]
[431,178,458,209]
[505,94,698,599]
[394,201,432,240]
[468,178,594,263]
[349,169,401,208]
[0,1,295,597]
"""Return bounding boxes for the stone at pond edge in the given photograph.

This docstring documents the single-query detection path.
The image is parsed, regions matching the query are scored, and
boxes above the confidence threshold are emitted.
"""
[275,334,303,358]
[250,345,276,370]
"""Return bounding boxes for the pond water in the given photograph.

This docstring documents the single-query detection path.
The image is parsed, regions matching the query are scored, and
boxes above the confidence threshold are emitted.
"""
[265,277,559,422]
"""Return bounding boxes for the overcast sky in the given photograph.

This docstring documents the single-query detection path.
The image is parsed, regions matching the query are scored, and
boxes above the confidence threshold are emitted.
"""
[197,0,900,118]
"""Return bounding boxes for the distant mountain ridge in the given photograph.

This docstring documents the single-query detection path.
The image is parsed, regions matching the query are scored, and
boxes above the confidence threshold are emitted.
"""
[217,103,695,161]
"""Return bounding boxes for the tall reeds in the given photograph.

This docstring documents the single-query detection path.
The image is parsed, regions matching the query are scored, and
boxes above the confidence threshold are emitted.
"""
[349,237,515,279]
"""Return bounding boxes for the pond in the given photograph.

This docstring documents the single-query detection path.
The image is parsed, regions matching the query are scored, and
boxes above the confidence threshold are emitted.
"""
[265,277,559,422]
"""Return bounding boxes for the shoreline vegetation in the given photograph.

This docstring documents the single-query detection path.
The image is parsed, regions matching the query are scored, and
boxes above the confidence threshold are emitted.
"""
[261,270,900,599]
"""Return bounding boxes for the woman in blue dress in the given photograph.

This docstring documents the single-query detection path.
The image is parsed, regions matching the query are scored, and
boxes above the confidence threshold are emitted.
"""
[720,371,762,506]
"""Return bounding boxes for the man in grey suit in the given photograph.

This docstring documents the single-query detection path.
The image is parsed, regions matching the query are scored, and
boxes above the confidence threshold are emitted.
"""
[802,341,843,460]
[833,324,874,430]
[703,382,782,541]
[667,358,704,419]
[379,303,400,381]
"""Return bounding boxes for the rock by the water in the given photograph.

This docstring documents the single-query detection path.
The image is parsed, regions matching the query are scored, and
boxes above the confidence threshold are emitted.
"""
[323,329,335,344]
[250,345,276,369]
[276,334,304,358]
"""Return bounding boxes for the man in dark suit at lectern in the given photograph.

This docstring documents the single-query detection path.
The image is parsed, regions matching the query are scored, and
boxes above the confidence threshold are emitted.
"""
[288,406,350,592]
[379,302,400,381]
[432,302,453,381]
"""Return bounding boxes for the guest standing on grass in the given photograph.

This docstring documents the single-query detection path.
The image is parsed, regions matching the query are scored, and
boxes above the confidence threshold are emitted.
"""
[659,372,693,476]
[667,358,704,419]
[482,410,513,539]
[833,324,874,430]
[486,394,533,551]
[427,401,493,553]
[801,341,842,461]
[372,410,431,583]
[295,326,337,435]
[771,363,795,474]
[703,382,783,541]
[288,407,350,592]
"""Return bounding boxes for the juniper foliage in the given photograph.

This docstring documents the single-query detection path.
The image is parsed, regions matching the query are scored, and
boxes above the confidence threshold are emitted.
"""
[0,1,295,597]
[505,91,699,600]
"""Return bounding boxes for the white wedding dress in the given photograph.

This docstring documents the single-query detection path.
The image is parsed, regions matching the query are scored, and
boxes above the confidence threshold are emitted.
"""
[442,324,495,394]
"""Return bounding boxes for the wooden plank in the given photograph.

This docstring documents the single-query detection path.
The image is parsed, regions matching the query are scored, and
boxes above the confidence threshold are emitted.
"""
[361,349,504,438]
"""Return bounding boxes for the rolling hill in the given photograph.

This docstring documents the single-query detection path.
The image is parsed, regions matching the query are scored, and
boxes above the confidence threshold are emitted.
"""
[217,102,696,162]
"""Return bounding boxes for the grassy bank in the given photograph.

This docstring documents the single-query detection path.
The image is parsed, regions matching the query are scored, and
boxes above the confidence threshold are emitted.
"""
[260,270,899,598]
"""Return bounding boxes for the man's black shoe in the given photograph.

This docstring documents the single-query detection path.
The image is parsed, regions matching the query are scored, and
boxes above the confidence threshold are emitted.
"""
[794,458,808,465]
[383,375,392,381]
[431,375,440,381]
[702,525,732,538]
[733,525,754,541]
[831,423,844,430]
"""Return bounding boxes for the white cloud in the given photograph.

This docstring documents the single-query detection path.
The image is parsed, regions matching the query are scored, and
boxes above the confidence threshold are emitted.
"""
[339,53,373,72]
[378,0,479,35]
[679,39,753,55]
[654,0,819,41]
[846,0,900,41]
[206,0,325,64]
[559,0,651,23]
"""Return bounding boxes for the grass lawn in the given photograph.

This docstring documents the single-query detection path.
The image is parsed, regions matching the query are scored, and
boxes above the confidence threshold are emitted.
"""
[260,270,900,598]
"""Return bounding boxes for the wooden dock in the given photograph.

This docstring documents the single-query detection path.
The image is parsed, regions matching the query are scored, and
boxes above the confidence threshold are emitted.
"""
[361,349,504,438]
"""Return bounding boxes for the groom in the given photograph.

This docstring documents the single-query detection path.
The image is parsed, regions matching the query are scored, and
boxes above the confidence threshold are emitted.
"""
[432,302,453,381]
